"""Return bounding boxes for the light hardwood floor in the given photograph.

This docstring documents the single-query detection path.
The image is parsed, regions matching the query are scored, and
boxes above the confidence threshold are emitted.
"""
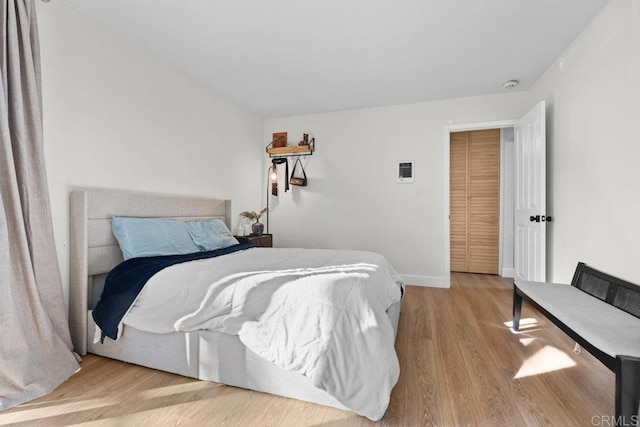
[1,273,613,426]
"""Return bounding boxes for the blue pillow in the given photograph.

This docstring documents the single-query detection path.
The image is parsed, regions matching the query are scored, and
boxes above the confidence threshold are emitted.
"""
[184,218,239,251]
[112,217,201,260]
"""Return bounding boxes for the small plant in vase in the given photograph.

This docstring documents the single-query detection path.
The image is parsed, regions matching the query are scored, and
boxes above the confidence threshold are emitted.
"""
[240,208,268,236]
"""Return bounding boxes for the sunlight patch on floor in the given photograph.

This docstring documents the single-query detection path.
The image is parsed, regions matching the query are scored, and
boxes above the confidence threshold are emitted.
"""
[519,337,536,346]
[0,397,118,425]
[135,381,212,399]
[0,382,212,425]
[514,345,576,379]
[504,317,540,333]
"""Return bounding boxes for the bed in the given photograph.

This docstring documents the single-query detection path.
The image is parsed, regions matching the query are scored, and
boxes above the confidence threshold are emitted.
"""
[68,189,403,420]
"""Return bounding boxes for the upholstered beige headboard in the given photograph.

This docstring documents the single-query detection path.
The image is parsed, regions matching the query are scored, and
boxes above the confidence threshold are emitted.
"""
[69,189,232,355]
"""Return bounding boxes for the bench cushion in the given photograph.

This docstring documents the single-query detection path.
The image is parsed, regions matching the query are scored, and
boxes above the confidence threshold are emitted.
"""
[515,280,640,358]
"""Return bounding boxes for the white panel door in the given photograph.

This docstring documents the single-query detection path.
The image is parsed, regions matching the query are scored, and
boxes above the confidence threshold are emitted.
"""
[515,101,546,282]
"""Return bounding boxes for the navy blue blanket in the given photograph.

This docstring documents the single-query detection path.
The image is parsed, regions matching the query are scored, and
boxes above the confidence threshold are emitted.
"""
[93,243,255,340]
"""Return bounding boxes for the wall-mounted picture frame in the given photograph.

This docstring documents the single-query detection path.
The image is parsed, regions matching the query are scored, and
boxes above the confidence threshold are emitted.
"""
[272,132,288,148]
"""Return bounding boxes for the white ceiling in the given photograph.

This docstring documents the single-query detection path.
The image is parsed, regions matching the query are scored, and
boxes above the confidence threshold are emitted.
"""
[67,0,608,118]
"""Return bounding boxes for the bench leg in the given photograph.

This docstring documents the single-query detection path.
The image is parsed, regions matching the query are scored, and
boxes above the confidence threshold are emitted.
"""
[616,355,640,427]
[513,285,523,331]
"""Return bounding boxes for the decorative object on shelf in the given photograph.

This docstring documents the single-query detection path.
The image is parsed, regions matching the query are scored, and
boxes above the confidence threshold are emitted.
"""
[270,157,289,196]
[236,214,252,236]
[240,208,268,236]
[290,158,307,186]
[272,132,287,148]
[252,222,264,236]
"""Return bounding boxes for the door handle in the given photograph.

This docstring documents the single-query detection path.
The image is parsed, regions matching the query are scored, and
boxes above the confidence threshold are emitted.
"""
[530,215,553,223]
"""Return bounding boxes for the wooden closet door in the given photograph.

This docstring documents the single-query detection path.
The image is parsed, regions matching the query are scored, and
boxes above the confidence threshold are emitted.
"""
[450,129,500,274]
[450,132,469,272]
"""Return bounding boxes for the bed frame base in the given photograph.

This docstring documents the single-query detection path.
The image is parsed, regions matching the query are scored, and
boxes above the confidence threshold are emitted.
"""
[87,298,401,411]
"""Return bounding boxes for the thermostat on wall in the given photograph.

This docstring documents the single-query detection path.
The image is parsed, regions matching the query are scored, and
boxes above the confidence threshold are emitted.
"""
[397,161,415,183]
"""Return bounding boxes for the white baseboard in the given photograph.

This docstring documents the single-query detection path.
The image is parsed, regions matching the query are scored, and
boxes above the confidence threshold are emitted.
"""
[501,268,515,278]
[401,275,450,288]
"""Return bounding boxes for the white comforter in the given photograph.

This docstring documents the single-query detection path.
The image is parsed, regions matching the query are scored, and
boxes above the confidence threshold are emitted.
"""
[123,247,403,420]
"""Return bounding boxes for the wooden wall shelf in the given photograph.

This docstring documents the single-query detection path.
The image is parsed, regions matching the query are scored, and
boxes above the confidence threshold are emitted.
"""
[266,139,315,158]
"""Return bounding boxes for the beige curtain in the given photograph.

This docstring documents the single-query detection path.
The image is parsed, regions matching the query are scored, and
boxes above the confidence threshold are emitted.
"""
[0,0,79,410]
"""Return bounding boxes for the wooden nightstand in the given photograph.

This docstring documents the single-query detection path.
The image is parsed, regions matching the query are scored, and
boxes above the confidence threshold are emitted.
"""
[235,234,273,247]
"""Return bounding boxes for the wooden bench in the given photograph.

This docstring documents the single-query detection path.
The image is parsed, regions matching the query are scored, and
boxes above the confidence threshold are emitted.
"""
[513,262,640,426]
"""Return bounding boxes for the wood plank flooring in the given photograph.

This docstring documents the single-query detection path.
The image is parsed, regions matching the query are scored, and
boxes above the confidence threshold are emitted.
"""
[0,273,613,426]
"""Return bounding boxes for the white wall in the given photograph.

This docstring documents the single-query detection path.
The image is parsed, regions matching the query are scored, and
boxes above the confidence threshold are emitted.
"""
[264,94,530,286]
[266,1,640,287]
[530,0,640,284]
[37,2,264,305]
[39,0,640,300]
